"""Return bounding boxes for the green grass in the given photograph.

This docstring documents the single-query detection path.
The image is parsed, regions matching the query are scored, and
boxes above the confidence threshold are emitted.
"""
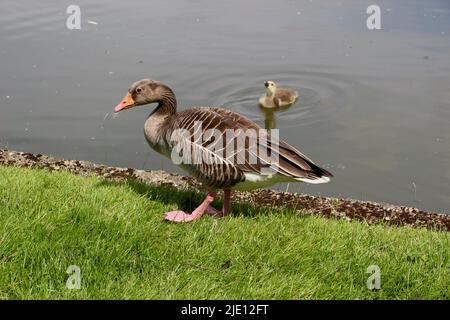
[0,165,448,299]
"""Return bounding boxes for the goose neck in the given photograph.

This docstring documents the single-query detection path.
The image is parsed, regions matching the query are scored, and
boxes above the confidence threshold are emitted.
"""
[151,90,177,117]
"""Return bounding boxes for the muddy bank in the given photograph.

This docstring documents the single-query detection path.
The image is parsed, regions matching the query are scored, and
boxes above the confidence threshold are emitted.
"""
[1,149,448,231]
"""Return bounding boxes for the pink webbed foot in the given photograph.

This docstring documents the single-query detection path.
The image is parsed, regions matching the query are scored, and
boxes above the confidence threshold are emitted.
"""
[164,192,217,223]
[164,210,200,223]
[205,205,223,217]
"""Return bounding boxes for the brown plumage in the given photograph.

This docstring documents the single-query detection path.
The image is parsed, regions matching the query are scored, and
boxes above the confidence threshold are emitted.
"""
[115,79,332,222]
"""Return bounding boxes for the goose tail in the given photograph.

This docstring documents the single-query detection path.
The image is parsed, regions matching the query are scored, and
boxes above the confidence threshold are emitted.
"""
[293,163,333,184]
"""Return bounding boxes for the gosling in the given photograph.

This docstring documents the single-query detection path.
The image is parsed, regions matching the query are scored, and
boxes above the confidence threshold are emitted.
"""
[259,80,299,109]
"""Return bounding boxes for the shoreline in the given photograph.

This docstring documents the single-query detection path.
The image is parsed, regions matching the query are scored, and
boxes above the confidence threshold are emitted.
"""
[1,149,448,231]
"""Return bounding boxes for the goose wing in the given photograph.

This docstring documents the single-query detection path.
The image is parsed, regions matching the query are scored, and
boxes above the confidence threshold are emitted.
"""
[214,108,332,182]
[166,107,332,188]
[274,88,298,107]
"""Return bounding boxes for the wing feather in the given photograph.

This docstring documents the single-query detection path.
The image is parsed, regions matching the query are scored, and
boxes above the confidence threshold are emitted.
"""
[165,107,332,188]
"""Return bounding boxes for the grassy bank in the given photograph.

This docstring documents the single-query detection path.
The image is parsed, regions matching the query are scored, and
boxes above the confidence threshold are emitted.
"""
[0,165,448,299]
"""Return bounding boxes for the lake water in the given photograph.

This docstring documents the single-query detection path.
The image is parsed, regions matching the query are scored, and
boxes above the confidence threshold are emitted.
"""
[0,0,449,213]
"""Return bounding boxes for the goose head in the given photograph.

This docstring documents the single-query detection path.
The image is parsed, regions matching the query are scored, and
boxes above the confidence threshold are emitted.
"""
[115,79,170,113]
[264,80,277,97]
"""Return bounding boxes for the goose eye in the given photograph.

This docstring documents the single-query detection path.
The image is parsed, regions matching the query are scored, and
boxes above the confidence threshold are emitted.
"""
[136,88,142,93]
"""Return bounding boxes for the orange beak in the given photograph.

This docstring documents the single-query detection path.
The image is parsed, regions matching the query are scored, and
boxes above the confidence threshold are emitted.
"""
[114,93,135,113]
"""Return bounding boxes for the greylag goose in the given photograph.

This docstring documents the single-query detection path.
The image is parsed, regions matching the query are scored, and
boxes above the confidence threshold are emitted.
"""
[259,80,299,108]
[114,79,332,223]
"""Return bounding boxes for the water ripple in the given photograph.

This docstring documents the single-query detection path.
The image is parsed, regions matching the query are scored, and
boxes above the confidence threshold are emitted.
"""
[197,69,354,130]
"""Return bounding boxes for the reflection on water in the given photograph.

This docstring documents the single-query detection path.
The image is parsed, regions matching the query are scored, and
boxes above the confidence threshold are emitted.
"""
[0,0,449,213]
[262,108,277,130]
[259,101,298,130]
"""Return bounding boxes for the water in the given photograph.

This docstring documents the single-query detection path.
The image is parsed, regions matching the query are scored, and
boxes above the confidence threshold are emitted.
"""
[0,0,449,213]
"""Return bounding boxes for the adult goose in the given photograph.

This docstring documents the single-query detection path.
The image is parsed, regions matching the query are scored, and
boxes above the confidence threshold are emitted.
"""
[114,79,332,223]
[259,80,299,109]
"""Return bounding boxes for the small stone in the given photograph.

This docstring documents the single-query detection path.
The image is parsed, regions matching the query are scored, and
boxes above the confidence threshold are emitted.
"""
[221,260,232,269]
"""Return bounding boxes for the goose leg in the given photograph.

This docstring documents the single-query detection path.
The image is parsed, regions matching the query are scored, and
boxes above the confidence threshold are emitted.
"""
[222,189,231,217]
[164,192,216,223]
[205,189,231,218]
